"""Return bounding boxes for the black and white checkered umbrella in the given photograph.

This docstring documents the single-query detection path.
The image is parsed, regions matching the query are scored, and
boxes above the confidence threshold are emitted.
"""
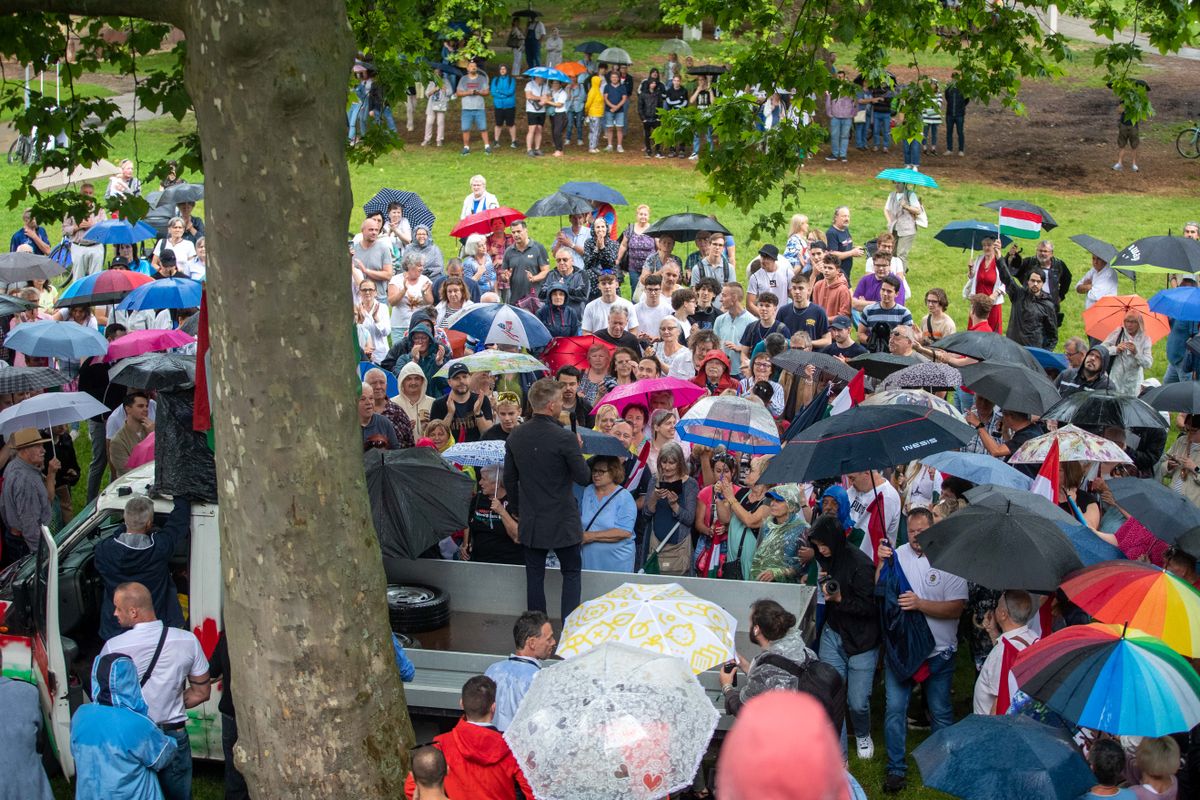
[881,362,963,392]
[0,366,70,395]
[362,189,436,231]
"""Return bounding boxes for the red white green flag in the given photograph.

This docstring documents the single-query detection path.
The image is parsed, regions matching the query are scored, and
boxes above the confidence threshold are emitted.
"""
[998,207,1043,239]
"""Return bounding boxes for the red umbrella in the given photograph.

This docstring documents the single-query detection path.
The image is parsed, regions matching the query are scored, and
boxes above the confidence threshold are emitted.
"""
[125,432,155,470]
[103,328,196,362]
[449,206,526,238]
[541,335,616,372]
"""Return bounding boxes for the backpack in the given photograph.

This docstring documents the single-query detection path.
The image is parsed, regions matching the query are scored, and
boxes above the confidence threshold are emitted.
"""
[757,652,847,733]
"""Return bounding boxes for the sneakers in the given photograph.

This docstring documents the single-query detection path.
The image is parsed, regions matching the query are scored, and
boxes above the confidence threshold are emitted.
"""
[1132,164,1140,172]
[855,736,874,760]
[461,147,470,156]
[882,146,889,153]
[645,151,652,159]
[825,155,838,161]
[527,149,536,157]
[883,773,907,794]
[616,145,624,153]
[604,145,614,152]
[484,145,492,155]
[588,148,600,154]
[655,152,665,159]
[958,150,965,156]
[688,152,699,160]
[511,141,519,149]
[840,157,848,162]
[576,139,584,146]
[944,149,953,156]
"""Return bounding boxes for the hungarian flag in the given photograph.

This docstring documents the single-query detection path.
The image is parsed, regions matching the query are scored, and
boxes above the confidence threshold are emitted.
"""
[829,369,865,416]
[998,207,1042,240]
[1028,437,1060,503]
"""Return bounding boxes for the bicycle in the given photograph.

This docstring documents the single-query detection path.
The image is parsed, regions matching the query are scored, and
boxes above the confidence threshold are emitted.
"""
[5,127,42,165]
[1178,120,1200,159]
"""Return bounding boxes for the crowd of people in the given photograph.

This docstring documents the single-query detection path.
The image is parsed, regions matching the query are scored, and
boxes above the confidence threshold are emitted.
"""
[4,146,1200,797]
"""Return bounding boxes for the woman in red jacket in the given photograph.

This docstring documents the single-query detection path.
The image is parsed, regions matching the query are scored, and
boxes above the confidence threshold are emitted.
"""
[692,349,740,396]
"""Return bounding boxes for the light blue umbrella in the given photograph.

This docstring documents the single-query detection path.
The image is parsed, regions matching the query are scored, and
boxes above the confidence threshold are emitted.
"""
[1057,521,1125,566]
[876,167,938,189]
[0,391,108,436]
[524,66,570,82]
[6,320,108,360]
[116,277,203,311]
[920,450,1031,490]
[442,440,505,467]
[84,219,159,245]
[1149,286,1200,322]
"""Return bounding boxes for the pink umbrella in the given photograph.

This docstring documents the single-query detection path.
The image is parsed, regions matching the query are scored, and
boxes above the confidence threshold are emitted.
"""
[595,377,706,413]
[104,329,195,362]
[125,432,155,470]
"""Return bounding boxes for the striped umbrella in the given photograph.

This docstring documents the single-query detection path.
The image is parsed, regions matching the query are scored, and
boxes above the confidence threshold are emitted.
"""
[1013,623,1200,736]
[56,269,155,307]
[361,188,435,231]
[1060,561,1200,657]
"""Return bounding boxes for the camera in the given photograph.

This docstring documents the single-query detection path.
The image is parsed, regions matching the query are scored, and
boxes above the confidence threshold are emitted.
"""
[819,575,839,596]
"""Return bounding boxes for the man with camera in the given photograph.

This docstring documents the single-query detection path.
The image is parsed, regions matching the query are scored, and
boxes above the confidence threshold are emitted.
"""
[809,514,881,763]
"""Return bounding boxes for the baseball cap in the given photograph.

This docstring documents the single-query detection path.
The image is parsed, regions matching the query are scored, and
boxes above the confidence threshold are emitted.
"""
[447,363,470,379]
[830,315,853,330]
[758,244,780,261]
[109,255,130,269]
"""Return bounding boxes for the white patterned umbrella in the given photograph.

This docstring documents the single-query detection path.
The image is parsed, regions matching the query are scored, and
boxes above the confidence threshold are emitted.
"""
[557,582,737,674]
[505,641,719,800]
[1008,423,1132,464]
[442,440,505,467]
[862,388,966,423]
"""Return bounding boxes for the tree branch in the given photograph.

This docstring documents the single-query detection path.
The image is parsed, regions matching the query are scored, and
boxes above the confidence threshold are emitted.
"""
[0,0,186,28]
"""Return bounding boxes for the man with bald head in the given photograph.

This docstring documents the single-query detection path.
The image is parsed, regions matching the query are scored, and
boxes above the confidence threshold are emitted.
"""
[100,581,211,800]
[409,747,450,800]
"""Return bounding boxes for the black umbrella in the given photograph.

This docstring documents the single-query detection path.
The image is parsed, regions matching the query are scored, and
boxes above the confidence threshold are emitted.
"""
[1111,236,1200,273]
[525,191,594,218]
[0,366,69,394]
[559,181,627,206]
[108,353,197,391]
[180,312,200,336]
[578,427,632,457]
[880,362,962,392]
[423,60,465,77]
[687,64,728,76]
[365,447,475,559]
[642,213,730,241]
[156,182,204,208]
[1107,477,1200,546]
[575,40,608,55]
[920,503,1084,592]
[848,352,920,380]
[1071,233,1137,283]
[933,330,1042,371]
[760,405,974,484]
[362,189,436,230]
[979,200,1057,231]
[963,484,1078,526]
[0,251,66,282]
[144,204,174,236]
[1176,527,1200,560]
[770,350,858,383]
[959,361,1060,415]
[1141,381,1200,414]
[0,294,36,316]
[1041,390,1166,430]
[511,8,542,17]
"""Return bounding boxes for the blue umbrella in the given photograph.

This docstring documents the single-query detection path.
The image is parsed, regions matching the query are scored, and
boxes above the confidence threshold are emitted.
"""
[116,277,204,311]
[443,440,505,467]
[362,189,436,231]
[920,450,1031,490]
[358,362,399,396]
[876,167,939,189]
[935,220,1013,250]
[1149,286,1200,322]
[577,426,632,457]
[448,304,551,350]
[559,181,628,206]
[6,320,108,360]
[914,715,1094,800]
[524,67,570,83]
[1058,521,1125,566]
[84,219,160,245]
[1026,346,1068,372]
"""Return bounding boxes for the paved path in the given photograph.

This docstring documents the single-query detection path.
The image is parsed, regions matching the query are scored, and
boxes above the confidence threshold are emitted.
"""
[1033,7,1200,61]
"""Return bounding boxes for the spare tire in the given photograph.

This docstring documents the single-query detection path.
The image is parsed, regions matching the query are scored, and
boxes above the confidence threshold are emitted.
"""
[392,631,421,650]
[386,583,450,633]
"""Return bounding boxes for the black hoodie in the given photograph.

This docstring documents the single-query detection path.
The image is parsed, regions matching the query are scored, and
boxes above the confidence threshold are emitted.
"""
[1054,345,1115,397]
[807,514,880,655]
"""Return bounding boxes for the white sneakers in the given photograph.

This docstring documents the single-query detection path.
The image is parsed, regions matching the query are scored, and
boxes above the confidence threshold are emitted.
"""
[856,736,874,759]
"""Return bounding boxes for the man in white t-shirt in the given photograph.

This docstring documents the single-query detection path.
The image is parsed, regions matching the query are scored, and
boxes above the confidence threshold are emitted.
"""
[746,244,793,313]
[100,582,211,800]
[632,274,671,341]
[580,271,639,334]
[1074,252,1119,311]
[354,216,395,297]
[875,507,967,795]
[972,590,1038,715]
[846,470,900,563]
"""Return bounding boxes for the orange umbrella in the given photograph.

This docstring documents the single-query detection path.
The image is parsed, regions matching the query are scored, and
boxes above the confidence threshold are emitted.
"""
[557,61,588,79]
[1082,294,1171,343]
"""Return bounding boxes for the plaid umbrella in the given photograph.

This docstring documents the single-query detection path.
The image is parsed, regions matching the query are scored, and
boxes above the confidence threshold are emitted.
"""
[362,188,436,231]
[880,362,962,391]
[0,366,69,394]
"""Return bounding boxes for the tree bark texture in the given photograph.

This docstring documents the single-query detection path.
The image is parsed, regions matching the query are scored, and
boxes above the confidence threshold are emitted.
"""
[181,1,414,796]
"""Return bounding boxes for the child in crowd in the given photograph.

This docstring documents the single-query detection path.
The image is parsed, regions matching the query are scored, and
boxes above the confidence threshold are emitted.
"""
[1079,739,1136,799]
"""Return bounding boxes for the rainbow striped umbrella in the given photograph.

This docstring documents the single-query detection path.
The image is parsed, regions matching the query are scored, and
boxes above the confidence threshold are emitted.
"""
[1060,561,1200,657]
[1013,623,1200,736]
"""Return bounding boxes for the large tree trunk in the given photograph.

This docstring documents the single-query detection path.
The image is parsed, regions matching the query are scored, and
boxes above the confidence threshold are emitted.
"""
[182,1,414,796]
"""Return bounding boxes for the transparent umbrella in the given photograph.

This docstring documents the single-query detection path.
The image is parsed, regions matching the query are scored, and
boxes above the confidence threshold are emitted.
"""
[505,641,719,800]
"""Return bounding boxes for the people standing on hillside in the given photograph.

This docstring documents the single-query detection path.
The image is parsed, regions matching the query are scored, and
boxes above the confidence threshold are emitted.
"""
[944,74,968,156]
[456,59,492,156]
[491,63,519,149]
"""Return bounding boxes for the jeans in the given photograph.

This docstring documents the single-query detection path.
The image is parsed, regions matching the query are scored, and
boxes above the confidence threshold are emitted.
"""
[884,648,957,776]
[565,109,585,142]
[524,543,582,620]
[86,418,108,502]
[872,111,892,148]
[1165,362,1195,384]
[902,139,921,167]
[348,101,363,142]
[819,625,878,756]
[854,119,868,149]
[159,728,193,800]
[692,127,713,156]
[829,117,852,158]
[221,714,250,800]
[947,114,965,152]
[923,123,939,150]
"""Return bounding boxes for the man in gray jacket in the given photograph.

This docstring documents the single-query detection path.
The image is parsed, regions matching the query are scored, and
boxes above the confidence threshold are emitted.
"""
[504,378,591,619]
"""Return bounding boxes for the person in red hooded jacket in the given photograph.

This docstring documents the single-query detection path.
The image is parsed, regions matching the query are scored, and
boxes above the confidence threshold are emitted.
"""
[691,349,740,396]
[404,675,535,800]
